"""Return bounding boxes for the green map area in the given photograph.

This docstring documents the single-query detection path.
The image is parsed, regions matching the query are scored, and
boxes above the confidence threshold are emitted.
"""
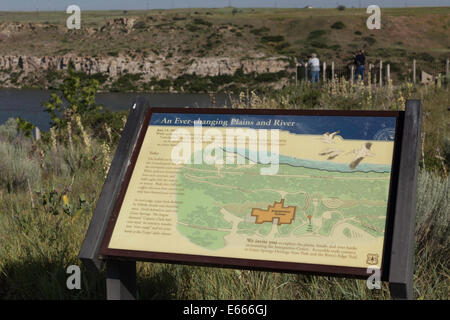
[175,153,391,250]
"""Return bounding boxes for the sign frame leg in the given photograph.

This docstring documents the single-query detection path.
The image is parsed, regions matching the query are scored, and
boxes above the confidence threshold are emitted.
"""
[106,259,137,300]
[388,100,422,300]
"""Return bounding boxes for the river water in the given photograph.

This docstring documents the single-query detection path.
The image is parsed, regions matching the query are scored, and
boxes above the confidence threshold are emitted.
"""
[0,88,231,131]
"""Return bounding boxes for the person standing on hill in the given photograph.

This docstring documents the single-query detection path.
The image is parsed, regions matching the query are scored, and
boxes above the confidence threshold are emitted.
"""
[308,53,320,83]
[354,50,366,82]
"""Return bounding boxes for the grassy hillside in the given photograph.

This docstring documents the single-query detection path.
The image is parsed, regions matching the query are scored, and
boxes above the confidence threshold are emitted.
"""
[0,7,449,79]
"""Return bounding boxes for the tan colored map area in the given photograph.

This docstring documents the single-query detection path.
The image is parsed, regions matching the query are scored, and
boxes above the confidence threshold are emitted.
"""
[251,199,296,225]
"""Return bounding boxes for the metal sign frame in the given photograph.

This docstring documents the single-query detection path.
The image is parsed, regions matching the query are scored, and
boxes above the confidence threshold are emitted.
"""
[79,98,421,300]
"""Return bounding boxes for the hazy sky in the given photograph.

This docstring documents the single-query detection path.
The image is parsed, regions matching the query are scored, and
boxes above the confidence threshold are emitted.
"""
[0,0,448,11]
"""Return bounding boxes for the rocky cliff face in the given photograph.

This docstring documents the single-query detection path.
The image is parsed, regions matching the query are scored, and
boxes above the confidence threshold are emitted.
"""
[0,16,296,91]
[1,8,448,91]
[0,53,292,90]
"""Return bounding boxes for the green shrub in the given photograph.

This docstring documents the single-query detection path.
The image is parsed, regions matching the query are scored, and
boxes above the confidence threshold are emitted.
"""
[261,35,285,43]
[187,77,211,92]
[250,27,270,35]
[78,109,128,146]
[363,36,376,46]
[193,18,212,27]
[331,21,346,29]
[133,21,147,30]
[385,61,402,74]
[255,71,287,83]
[301,88,322,107]
[45,68,61,83]
[210,74,234,86]
[0,121,41,192]
[16,118,35,138]
[110,73,143,92]
[9,71,23,84]
[416,171,449,251]
[417,52,435,63]
[186,24,201,32]
[149,78,172,91]
[43,65,103,130]
[0,118,18,141]
[275,42,290,52]
[377,48,407,58]
[329,44,341,51]
[71,71,109,85]
[307,30,327,40]
[309,39,328,49]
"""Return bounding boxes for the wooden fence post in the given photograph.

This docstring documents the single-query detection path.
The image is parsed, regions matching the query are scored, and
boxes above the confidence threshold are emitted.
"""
[331,61,335,82]
[387,64,391,83]
[446,58,449,80]
[372,64,377,85]
[34,127,41,141]
[323,62,327,83]
[379,60,383,87]
[305,64,308,82]
[413,59,416,84]
[351,65,354,83]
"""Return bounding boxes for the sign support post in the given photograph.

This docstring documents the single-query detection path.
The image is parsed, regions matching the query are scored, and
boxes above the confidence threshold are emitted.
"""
[388,100,422,300]
[78,97,151,268]
[106,260,137,300]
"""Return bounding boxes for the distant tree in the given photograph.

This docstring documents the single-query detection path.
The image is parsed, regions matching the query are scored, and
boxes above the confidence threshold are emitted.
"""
[43,64,101,129]
[337,5,346,11]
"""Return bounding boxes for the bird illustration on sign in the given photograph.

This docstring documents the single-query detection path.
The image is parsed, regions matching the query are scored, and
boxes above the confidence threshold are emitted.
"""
[348,143,375,169]
[320,131,342,144]
[319,147,344,160]
[318,131,376,169]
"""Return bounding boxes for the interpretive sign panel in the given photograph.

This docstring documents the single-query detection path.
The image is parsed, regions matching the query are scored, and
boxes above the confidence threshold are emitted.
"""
[98,107,402,278]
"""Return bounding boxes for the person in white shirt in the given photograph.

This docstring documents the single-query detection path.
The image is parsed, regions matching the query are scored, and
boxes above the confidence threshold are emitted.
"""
[308,53,320,83]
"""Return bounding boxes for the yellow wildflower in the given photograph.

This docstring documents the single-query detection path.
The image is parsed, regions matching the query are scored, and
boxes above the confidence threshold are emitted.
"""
[62,194,69,206]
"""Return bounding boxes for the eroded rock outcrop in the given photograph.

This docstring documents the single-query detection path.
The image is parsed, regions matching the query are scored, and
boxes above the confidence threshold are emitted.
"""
[0,53,291,89]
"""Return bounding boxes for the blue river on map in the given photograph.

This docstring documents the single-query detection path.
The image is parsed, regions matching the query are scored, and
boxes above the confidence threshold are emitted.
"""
[226,148,392,173]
